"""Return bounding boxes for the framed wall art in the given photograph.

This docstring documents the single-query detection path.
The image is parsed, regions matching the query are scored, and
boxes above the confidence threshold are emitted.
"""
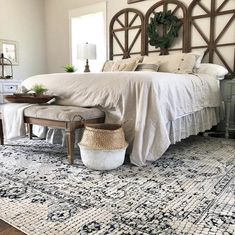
[0,40,19,65]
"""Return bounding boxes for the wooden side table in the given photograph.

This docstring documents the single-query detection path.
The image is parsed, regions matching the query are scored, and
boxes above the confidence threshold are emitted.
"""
[220,78,235,138]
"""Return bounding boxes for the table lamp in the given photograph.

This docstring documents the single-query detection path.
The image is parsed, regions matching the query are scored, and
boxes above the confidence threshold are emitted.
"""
[77,43,96,72]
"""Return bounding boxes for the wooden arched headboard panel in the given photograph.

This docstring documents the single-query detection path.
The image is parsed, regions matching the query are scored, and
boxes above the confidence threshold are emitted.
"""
[109,0,235,76]
[109,8,145,60]
[188,0,235,76]
[144,0,188,55]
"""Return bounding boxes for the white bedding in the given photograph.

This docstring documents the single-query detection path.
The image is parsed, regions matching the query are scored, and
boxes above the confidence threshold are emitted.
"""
[22,72,221,166]
[2,103,34,140]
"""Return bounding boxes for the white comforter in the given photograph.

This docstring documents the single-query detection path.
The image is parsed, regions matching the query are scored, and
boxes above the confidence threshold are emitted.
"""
[22,72,221,166]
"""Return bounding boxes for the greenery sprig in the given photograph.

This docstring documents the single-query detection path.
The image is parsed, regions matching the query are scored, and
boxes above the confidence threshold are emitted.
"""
[31,84,47,95]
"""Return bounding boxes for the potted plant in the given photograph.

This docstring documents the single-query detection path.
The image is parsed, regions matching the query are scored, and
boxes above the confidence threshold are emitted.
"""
[31,84,47,96]
[64,64,77,72]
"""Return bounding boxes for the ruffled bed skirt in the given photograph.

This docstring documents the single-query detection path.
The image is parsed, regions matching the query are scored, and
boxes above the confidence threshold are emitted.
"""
[33,107,221,148]
[167,107,221,144]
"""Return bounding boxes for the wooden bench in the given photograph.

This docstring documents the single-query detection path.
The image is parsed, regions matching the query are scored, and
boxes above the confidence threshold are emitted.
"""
[0,105,105,164]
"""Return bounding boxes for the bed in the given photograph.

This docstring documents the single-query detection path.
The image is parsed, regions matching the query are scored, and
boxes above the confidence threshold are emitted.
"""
[21,70,221,166]
[21,0,234,166]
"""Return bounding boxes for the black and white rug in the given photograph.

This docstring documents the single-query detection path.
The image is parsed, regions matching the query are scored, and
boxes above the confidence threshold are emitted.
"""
[0,136,234,235]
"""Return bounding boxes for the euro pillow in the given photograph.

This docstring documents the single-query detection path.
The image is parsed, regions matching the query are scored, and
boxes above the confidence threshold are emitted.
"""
[135,63,159,72]
[143,53,198,74]
[102,56,143,72]
[196,63,228,80]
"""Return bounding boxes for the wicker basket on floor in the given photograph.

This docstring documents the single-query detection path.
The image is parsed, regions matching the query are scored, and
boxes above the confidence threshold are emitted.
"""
[79,123,128,170]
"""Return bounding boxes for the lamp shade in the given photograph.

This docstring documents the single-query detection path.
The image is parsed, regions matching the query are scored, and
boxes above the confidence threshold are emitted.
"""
[77,43,96,60]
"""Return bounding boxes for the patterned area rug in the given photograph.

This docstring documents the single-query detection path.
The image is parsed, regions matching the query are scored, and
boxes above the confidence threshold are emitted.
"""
[0,136,234,235]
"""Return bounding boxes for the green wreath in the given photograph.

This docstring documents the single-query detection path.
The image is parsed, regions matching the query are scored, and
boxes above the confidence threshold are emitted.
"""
[148,10,181,49]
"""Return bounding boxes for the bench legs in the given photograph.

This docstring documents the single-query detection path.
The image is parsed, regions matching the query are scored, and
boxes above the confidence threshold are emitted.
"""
[66,129,75,165]
[0,119,3,145]
[27,124,33,139]
[27,123,75,165]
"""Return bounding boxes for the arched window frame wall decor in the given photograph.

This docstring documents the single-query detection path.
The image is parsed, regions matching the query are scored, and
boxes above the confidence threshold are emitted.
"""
[109,8,145,60]
[109,0,235,76]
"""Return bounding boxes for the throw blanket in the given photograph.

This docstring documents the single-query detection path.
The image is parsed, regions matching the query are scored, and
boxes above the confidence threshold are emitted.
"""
[2,103,34,140]
[22,72,221,166]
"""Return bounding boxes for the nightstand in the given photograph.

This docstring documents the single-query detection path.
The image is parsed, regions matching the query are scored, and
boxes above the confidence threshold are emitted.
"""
[220,78,235,138]
[0,80,22,104]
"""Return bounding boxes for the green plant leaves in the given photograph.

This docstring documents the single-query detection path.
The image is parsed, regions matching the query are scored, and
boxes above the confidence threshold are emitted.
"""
[64,64,77,72]
[31,84,47,95]
[148,10,181,49]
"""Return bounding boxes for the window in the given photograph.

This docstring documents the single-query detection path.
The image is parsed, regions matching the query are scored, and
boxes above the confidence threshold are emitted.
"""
[70,2,106,72]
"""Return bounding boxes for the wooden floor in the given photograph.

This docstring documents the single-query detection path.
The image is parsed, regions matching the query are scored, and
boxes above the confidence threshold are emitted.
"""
[0,219,25,235]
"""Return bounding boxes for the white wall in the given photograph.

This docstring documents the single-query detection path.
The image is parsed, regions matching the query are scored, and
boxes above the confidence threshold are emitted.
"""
[0,0,46,80]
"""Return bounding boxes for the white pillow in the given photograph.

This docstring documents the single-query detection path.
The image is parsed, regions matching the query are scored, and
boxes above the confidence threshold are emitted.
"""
[197,63,228,79]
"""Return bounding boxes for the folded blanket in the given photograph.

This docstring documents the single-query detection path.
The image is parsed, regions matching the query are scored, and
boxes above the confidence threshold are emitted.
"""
[2,103,34,140]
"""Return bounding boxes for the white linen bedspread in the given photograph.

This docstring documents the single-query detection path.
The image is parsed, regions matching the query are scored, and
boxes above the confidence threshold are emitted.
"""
[22,72,221,166]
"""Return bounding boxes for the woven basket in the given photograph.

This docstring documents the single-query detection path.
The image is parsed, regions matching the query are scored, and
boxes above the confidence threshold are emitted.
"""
[79,123,128,150]
[79,123,128,170]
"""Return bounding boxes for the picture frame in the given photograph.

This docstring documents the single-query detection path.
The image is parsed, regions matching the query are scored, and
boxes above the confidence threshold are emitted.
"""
[127,0,145,3]
[0,40,19,65]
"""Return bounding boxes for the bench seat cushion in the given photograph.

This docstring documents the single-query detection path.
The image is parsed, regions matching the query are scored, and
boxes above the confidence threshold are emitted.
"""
[24,105,104,122]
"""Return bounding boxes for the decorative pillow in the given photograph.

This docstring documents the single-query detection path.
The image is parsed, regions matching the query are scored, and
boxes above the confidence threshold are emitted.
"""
[196,63,228,79]
[143,53,198,74]
[189,50,205,69]
[135,63,159,72]
[111,60,139,71]
[102,60,114,72]
[102,56,143,72]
